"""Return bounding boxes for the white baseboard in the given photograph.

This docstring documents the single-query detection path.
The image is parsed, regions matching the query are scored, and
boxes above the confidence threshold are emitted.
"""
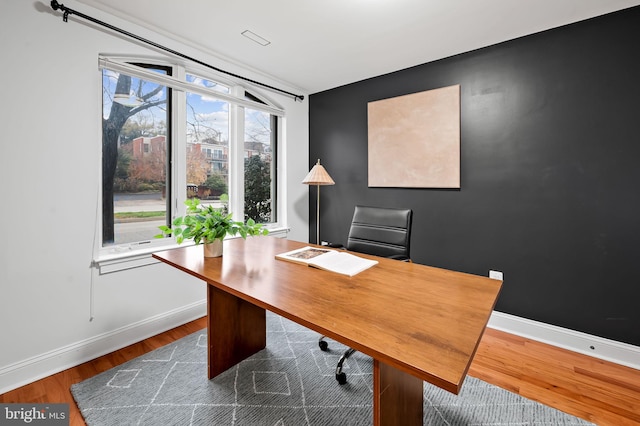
[488,311,640,371]
[0,300,206,395]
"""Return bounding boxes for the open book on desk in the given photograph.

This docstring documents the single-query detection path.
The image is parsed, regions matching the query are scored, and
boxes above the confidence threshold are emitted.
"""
[275,246,378,277]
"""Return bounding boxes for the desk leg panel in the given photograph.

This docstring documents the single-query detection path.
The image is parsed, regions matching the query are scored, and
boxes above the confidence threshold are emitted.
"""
[373,359,423,426]
[207,285,267,379]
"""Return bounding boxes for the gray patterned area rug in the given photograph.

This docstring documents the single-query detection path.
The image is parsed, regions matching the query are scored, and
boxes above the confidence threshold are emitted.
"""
[71,312,593,426]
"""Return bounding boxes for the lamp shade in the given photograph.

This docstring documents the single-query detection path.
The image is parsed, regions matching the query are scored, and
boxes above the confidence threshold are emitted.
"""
[302,159,335,186]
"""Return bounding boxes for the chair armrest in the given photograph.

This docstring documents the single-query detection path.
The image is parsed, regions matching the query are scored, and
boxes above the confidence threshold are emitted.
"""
[325,242,344,249]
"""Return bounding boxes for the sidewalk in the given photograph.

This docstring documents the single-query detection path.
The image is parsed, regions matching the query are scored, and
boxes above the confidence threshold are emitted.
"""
[114,197,224,213]
[115,198,166,213]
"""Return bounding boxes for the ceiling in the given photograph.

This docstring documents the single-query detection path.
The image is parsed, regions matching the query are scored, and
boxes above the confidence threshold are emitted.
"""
[76,0,640,95]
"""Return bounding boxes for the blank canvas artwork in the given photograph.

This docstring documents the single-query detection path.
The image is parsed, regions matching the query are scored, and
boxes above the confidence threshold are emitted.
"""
[368,84,460,188]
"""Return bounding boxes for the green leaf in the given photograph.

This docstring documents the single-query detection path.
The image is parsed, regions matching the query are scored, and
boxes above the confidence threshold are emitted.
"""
[156,197,269,246]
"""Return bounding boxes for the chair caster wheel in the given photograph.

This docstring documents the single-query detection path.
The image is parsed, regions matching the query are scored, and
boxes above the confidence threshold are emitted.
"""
[336,372,347,385]
[319,340,328,351]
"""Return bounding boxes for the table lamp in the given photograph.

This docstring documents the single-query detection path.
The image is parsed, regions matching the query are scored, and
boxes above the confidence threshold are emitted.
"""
[302,159,335,244]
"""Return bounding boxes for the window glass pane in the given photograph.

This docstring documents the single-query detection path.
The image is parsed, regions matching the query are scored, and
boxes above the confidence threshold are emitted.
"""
[244,107,276,223]
[187,74,230,94]
[186,74,230,213]
[102,66,169,246]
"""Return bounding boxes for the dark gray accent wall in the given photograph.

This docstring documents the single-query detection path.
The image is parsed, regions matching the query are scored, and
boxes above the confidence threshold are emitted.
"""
[308,7,640,346]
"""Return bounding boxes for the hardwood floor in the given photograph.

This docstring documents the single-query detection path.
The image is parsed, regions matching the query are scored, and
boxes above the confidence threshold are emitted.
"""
[469,328,640,425]
[1,319,638,425]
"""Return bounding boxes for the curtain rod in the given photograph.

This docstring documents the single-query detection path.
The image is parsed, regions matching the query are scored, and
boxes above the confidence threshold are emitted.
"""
[49,0,305,102]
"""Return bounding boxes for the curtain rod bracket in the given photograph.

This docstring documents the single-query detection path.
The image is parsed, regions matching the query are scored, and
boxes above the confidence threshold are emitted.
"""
[49,0,305,101]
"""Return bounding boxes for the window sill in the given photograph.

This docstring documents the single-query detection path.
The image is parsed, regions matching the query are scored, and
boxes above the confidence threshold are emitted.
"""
[93,226,290,274]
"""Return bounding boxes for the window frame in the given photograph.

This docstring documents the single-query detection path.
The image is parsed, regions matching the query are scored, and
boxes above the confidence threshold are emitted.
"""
[94,56,286,271]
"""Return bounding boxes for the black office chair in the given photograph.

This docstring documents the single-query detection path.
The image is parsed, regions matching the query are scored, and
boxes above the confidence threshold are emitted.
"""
[319,205,413,385]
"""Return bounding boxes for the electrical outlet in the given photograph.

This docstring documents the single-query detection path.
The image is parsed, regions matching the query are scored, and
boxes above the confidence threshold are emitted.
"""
[489,270,503,281]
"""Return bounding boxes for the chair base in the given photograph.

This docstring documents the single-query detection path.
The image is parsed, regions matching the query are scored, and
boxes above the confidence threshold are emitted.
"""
[319,336,356,385]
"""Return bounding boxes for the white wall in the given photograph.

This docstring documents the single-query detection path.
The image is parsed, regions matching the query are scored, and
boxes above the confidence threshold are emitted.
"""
[0,0,309,393]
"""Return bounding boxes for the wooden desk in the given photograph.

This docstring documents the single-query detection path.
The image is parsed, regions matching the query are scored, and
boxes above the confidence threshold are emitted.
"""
[153,236,502,426]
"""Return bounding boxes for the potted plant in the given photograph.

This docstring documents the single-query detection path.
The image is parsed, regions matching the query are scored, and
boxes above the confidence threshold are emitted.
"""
[156,198,268,257]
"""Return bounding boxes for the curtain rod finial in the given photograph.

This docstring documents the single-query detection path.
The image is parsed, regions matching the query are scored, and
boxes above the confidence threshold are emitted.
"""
[51,0,72,22]
[51,0,61,11]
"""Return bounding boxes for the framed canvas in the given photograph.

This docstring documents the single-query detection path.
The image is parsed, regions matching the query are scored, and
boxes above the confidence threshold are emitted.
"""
[368,84,460,188]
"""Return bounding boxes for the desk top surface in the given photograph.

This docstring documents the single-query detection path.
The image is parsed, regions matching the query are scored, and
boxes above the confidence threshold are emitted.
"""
[153,236,502,394]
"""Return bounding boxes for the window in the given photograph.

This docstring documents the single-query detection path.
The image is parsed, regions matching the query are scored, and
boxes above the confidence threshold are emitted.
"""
[185,73,230,215]
[101,64,170,247]
[244,106,277,223]
[98,57,284,259]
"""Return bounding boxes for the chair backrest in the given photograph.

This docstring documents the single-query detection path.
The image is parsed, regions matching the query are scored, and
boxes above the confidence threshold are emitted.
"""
[346,205,412,260]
